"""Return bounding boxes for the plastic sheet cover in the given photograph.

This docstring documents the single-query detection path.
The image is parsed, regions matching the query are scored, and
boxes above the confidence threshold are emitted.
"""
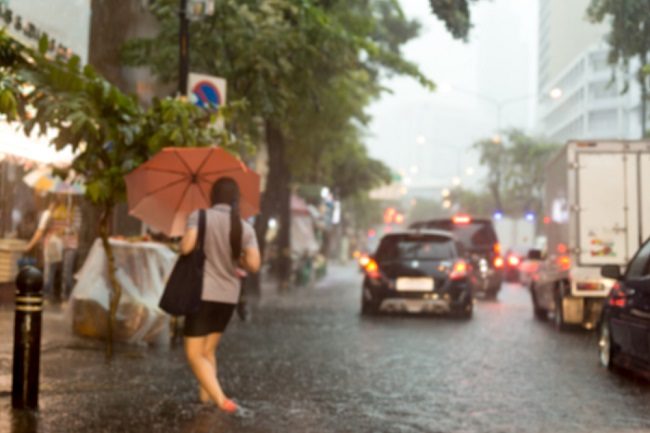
[70,239,177,345]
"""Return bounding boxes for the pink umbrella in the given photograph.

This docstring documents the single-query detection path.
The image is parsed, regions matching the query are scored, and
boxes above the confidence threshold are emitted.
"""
[125,147,260,237]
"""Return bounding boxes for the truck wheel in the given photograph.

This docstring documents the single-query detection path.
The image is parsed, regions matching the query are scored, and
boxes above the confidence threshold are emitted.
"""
[530,284,547,321]
[553,289,567,331]
[598,320,617,370]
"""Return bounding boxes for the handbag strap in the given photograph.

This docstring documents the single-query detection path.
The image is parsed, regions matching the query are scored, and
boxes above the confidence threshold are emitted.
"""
[197,209,207,252]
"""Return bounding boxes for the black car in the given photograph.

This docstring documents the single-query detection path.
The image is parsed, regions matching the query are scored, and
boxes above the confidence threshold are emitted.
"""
[598,237,650,376]
[360,230,474,318]
[410,215,503,298]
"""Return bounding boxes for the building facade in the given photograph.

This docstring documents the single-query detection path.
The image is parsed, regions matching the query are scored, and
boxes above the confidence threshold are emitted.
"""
[537,0,647,142]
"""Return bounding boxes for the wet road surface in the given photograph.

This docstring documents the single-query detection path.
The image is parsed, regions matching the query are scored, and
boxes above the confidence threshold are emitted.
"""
[1,265,649,432]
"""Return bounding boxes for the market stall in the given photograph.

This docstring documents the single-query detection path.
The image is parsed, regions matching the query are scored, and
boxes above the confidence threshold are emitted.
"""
[71,238,177,345]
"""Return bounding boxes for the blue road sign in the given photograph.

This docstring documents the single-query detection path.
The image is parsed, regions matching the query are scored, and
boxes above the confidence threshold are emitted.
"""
[191,80,222,109]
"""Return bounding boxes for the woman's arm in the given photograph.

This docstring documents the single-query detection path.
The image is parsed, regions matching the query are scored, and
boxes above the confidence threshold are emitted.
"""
[239,247,261,273]
[179,228,198,255]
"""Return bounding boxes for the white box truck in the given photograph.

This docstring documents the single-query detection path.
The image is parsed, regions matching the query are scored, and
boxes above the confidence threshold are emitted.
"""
[530,140,650,330]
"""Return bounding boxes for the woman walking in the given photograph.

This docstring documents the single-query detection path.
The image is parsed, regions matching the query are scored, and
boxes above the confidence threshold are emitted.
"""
[179,177,260,413]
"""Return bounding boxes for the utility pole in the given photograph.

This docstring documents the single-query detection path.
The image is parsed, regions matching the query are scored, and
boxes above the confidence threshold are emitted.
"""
[178,0,189,95]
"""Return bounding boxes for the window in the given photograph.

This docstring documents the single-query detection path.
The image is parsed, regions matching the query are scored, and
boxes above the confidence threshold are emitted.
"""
[626,239,650,278]
[376,236,456,261]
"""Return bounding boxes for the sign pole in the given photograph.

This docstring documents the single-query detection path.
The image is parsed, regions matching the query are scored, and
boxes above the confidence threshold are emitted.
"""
[178,0,189,95]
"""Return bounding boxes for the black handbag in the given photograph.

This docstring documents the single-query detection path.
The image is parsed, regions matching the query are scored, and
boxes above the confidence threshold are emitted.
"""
[159,210,206,316]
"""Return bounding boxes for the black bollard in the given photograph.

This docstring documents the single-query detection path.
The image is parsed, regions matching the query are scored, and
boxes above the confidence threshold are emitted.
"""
[12,266,44,410]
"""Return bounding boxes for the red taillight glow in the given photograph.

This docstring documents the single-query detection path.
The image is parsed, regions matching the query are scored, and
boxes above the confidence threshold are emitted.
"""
[493,243,501,254]
[453,214,472,225]
[364,259,381,279]
[450,260,468,280]
[507,255,520,267]
[359,255,370,267]
[608,282,626,308]
[494,256,504,269]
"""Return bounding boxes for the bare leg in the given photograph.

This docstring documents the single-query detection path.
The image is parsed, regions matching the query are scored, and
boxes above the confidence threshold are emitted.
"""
[185,333,232,410]
[199,333,220,403]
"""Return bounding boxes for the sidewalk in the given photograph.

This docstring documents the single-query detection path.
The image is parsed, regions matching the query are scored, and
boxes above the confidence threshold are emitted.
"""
[0,272,296,433]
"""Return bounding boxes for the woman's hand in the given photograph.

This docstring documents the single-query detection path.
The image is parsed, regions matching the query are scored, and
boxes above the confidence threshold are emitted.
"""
[239,247,261,273]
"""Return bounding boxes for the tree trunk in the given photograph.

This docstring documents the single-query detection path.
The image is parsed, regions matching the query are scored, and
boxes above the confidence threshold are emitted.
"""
[99,205,122,360]
[249,120,292,292]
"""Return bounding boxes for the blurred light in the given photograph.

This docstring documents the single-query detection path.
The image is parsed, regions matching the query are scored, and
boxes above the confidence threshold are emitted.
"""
[400,187,408,195]
[492,134,502,144]
[404,177,412,185]
[549,87,563,100]
[494,257,504,269]
[525,212,535,222]
[453,214,471,225]
[383,207,397,224]
[332,201,341,224]
[452,176,461,186]
[442,200,452,209]
[543,216,551,225]
[395,214,405,224]
[367,229,376,238]
[441,188,451,198]
[269,218,278,229]
[410,165,419,174]
[416,135,427,145]
[493,211,504,220]
[507,255,521,267]
[465,167,474,176]
[320,186,330,199]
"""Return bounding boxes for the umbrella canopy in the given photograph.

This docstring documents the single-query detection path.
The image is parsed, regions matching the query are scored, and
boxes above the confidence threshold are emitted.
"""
[125,147,260,237]
[23,167,86,195]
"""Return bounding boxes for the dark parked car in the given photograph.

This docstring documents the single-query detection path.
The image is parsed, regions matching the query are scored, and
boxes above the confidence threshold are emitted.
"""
[410,215,503,298]
[598,237,650,376]
[360,230,474,318]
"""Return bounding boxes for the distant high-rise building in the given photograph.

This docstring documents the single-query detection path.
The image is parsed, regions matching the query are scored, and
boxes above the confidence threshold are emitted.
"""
[537,0,646,141]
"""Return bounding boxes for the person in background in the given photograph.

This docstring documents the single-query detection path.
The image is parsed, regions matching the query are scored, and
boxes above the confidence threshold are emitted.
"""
[179,177,260,413]
[58,199,82,300]
[25,196,64,301]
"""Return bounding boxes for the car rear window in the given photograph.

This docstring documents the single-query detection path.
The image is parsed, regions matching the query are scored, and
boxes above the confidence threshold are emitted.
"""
[375,235,456,261]
[416,221,497,249]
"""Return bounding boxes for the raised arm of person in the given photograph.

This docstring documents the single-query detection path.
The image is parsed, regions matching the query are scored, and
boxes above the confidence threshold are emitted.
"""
[239,223,260,273]
[25,209,51,252]
[180,227,198,255]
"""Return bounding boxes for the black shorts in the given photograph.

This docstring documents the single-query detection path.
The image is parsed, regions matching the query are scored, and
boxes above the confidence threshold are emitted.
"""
[184,301,236,337]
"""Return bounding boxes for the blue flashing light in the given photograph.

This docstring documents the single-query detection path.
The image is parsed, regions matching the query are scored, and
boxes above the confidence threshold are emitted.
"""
[525,212,536,222]
[493,211,504,220]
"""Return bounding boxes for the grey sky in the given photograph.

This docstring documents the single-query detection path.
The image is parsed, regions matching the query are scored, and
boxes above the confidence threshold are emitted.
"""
[367,0,538,191]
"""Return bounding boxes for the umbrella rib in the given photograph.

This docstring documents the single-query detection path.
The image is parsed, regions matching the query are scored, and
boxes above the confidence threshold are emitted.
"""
[172,149,195,175]
[195,147,215,175]
[140,177,189,198]
[198,167,247,178]
[141,167,188,176]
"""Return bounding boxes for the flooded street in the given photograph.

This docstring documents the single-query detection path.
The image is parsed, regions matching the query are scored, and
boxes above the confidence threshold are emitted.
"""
[1,265,649,433]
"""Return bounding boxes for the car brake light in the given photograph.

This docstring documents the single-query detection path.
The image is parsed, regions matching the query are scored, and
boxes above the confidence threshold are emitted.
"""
[557,255,571,271]
[452,214,472,224]
[493,243,501,254]
[364,258,381,279]
[608,282,626,308]
[359,255,370,267]
[494,256,504,269]
[450,260,468,280]
[507,255,520,267]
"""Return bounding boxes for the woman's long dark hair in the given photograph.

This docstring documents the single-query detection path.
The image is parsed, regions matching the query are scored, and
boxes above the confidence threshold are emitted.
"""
[211,177,242,260]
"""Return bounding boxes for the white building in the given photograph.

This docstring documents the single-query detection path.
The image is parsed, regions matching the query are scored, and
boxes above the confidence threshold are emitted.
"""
[537,0,647,141]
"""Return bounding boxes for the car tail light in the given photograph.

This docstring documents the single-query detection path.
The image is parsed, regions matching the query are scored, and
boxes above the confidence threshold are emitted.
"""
[576,282,603,291]
[557,255,571,271]
[450,260,468,280]
[358,255,371,267]
[608,282,626,308]
[364,258,381,279]
[507,255,520,267]
[493,243,501,254]
[452,214,472,224]
[494,256,504,269]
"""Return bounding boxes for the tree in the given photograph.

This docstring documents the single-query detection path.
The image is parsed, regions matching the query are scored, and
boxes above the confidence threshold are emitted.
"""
[123,0,430,287]
[428,0,484,40]
[472,129,559,217]
[0,31,224,357]
[588,0,650,136]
